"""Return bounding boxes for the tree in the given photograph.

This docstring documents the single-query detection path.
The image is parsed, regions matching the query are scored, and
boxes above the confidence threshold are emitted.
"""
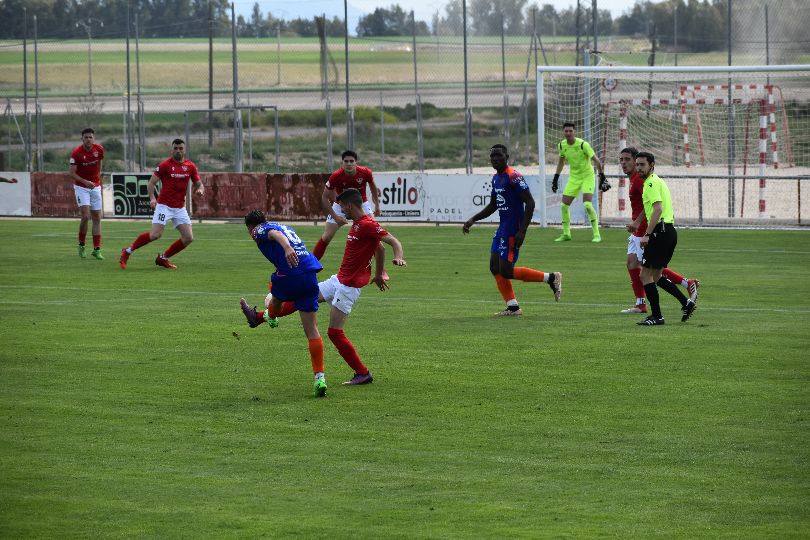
[356,4,409,37]
[469,0,527,35]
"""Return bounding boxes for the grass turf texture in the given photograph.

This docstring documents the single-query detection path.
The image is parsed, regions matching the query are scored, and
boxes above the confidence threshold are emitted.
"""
[1,219,808,536]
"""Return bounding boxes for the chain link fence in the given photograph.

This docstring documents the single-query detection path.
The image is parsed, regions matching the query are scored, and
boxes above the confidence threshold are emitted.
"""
[1,0,808,178]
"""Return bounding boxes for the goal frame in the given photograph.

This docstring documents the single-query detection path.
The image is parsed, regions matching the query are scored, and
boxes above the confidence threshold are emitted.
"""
[535,64,810,226]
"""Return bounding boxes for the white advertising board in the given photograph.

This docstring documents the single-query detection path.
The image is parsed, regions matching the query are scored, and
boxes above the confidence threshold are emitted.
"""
[0,172,31,216]
[374,172,589,225]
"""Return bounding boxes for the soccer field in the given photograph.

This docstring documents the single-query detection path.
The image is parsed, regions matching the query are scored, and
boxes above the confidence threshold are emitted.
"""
[1,219,808,536]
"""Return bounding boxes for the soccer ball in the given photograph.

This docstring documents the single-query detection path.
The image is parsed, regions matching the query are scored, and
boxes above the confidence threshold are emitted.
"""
[264,292,273,309]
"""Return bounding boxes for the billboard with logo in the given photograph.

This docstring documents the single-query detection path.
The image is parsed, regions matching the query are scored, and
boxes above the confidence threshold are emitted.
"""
[112,173,158,217]
[375,173,542,223]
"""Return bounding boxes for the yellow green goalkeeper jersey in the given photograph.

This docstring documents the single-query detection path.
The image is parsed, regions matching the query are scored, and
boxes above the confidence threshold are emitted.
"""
[558,137,596,181]
[642,173,675,225]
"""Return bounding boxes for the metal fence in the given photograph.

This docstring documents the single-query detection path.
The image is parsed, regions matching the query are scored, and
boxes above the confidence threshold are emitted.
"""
[1,0,808,178]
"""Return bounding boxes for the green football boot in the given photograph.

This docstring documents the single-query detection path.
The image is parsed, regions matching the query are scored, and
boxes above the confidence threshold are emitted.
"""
[91,248,104,260]
[591,234,602,243]
[554,233,572,242]
[78,244,87,258]
[263,311,279,328]
[314,378,327,398]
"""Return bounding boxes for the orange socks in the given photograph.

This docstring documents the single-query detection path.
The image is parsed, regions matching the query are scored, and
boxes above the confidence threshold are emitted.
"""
[513,267,546,282]
[308,337,324,374]
[494,275,515,302]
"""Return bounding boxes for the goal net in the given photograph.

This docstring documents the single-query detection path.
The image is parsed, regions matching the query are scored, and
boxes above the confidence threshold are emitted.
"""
[536,65,810,227]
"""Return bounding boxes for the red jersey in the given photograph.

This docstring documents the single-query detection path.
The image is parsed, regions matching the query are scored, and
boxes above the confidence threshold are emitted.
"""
[326,165,375,202]
[154,158,200,209]
[337,215,388,288]
[628,171,647,237]
[70,144,105,187]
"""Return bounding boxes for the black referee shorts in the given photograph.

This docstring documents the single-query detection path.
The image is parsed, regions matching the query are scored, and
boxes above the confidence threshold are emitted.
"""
[641,222,677,269]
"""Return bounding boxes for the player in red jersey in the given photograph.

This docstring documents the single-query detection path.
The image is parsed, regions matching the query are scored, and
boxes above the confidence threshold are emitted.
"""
[119,138,204,270]
[244,188,405,385]
[311,150,381,260]
[620,147,700,313]
[69,128,105,259]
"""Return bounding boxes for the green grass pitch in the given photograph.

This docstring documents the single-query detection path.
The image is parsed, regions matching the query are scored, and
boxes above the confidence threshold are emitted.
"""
[1,219,808,536]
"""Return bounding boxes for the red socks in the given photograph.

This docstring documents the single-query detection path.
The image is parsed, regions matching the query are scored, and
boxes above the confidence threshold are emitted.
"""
[312,239,328,260]
[92,234,101,249]
[308,337,325,374]
[327,327,368,374]
[494,275,516,302]
[267,301,297,318]
[163,239,187,258]
[513,267,546,282]
[662,268,686,286]
[130,232,152,251]
[629,267,646,299]
[78,231,87,245]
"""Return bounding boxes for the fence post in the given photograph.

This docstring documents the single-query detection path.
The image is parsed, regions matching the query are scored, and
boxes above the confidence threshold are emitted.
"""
[463,0,472,173]
[500,12,510,151]
[326,95,333,170]
[274,107,280,173]
[23,8,30,172]
[344,0,351,148]
[231,2,242,172]
[33,15,42,172]
[379,91,385,171]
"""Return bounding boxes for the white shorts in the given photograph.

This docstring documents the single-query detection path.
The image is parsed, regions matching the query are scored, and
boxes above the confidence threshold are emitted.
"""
[627,234,645,260]
[152,203,191,228]
[74,185,102,211]
[325,201,374,224]
[318,274,361,315]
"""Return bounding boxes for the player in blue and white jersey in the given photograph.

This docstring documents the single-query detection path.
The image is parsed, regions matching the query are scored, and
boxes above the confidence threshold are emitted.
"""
[238,210,328,397]
[462,144,562,316]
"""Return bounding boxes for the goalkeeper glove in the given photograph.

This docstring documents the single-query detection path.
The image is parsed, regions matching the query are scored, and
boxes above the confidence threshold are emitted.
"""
[552,174,560,193]
[599,172,611,192]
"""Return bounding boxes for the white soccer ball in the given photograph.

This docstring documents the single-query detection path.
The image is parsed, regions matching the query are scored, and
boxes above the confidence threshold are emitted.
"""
[264,292,273,309]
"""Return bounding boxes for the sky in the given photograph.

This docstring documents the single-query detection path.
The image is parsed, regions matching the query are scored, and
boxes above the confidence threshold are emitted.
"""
[234,0,635,31]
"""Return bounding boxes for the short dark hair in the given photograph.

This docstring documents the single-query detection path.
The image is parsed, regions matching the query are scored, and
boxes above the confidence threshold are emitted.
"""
[636,151,655,164]
[244,209,266,229]
[341,150,358,161]
[620,147,639,158]
[490,144,508,154]
[563,122,576,129]
[336,187,363,207]
[172,138,185,146]
[81,128,95,136]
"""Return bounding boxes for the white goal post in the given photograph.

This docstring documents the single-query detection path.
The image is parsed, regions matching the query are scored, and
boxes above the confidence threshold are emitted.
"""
[536,64,810,227]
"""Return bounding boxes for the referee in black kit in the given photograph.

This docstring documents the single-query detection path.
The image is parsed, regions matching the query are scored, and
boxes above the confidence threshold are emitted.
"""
[631,151,696,326]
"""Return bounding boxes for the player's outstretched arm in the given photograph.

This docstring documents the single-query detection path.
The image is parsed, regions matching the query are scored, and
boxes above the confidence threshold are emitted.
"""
[380,233,406,267]
[462,199,497,233]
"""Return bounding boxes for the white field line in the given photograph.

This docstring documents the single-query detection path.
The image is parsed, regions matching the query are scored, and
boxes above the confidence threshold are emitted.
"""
[25,234,810,255]
[0,285,808,315]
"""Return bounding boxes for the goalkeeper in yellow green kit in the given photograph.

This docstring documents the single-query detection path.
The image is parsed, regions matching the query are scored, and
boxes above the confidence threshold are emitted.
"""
[551,122,610,243]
